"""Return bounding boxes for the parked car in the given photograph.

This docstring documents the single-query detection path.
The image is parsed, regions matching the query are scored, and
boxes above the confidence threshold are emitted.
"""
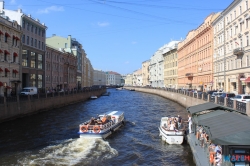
[231,94,250,103]
[206,90,218,95]
[220,93,235,99]
[211,92,223,98]
[20,87,38,95]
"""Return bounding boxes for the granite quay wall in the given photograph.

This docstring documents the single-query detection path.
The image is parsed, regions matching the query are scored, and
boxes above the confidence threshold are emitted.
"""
[0,89,106,123]
[125,87,250,116]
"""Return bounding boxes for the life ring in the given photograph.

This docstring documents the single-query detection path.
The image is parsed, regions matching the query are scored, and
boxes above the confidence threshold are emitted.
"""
[80,125,88,132]
[93,126,101,133]
[209,152,214,163]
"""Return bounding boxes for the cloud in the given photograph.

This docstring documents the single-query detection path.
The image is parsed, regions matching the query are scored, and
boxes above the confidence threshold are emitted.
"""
[37,6,64,14]
[124,61,129,64]
[10,0,16,5]
[131,41,137,44]
[97,22,110,27]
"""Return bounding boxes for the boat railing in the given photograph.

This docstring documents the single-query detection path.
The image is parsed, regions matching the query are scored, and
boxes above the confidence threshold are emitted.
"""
[80,120,115,131]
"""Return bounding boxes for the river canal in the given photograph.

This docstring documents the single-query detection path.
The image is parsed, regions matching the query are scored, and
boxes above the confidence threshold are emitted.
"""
[0,88,195,166]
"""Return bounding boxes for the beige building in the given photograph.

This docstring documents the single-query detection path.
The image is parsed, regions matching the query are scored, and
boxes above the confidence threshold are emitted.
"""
[124,74,133,86]
[178,13,219,91]
[83,57,93,87]
[142,60,150,86]
[45,45,77,91]
[213,0,250,94]
[0,15,22,96]
[163,41,179,88]
[132,69,142,86]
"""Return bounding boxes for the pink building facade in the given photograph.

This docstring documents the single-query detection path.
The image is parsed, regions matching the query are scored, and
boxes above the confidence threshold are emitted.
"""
[178,13,219,91]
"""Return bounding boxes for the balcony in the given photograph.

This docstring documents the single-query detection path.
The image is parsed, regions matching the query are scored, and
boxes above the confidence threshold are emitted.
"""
[185,73,193,77]
[233,47,244,56]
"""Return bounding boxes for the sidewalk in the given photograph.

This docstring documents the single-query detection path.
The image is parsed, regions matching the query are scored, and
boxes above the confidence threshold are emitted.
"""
[187,133,210,166]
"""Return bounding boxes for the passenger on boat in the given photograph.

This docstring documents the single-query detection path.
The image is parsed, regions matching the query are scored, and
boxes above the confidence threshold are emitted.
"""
[177,115,182,129]
[89,117,95,125]
[169,122,176,130]
[102,115,108,124]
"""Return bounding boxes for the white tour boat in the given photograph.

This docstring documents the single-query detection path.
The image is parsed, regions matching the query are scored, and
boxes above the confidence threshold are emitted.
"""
[78,111,125,139]
[159,117,186,144]
[90,96,98,99]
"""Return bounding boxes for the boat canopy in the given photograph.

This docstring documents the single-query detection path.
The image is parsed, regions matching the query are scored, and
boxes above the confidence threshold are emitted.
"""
[187,103,250,145]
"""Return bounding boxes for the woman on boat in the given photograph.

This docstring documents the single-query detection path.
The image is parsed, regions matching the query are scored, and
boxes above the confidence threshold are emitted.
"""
[169,122,175,130]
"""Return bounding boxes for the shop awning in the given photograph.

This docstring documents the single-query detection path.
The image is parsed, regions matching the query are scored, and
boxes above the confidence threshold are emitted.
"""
[13,52,18,57]
[187,102,237,115]
[196,111,250,145]
[0,82,3,86]
[13,69,18,73]
[0,49,3,53]
[244,77,250,83]
[0,67,3,72]
[5,32,10,37]
[0,30,3,35]
[5,68,10,72]
[4,50,10,55]
[12,35,16,39]
[15,36,20,40]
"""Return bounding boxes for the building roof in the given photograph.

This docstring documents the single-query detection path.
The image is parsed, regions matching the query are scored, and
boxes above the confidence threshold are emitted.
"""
[187,102,240,115]
[188,103,250,145]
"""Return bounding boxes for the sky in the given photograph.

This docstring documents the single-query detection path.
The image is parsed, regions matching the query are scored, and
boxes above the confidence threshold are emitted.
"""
[5,0,233,75]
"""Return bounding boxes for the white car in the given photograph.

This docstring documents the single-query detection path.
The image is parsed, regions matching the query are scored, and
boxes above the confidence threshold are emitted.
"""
[231,94,250,103]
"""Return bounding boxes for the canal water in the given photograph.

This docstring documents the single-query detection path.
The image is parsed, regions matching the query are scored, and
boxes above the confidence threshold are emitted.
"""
[0,88,195,166]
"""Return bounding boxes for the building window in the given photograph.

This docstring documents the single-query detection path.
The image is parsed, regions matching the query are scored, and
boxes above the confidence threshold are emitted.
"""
[22,50,28,67]
[22,20,25,28]
[42,42,44,50]
[38,54,43,69]
[30,74,36,87]
[35,27,37,34]
[31,24,33,32]
[27,36,29,45]
[38,74,42,88]
[31,52,36,68]
[22,34,25,44]
[31,38,33,46]
[35,39,37,47]
[240,6,242,14]
[246,1,248,10]
[38,28,41,35]
[27,23,29,31]
[38,41,40,49]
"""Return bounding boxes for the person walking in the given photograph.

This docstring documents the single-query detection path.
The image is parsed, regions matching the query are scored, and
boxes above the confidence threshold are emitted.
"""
[186,114,192,134]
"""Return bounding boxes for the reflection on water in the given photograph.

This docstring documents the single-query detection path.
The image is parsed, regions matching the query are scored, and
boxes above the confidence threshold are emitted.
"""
[0,88,195,166]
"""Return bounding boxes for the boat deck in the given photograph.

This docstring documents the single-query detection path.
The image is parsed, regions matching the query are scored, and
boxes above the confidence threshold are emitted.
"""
[187,133,210,166]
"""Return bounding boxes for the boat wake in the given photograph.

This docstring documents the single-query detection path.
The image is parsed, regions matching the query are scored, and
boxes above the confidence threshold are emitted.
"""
[18,138,118,166]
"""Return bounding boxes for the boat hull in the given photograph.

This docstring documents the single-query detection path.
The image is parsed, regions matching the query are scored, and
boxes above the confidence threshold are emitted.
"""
[159,127,185,144]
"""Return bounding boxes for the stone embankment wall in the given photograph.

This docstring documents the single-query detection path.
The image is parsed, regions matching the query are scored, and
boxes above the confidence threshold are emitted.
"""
[0,89,106,123]
[126,87,250,116]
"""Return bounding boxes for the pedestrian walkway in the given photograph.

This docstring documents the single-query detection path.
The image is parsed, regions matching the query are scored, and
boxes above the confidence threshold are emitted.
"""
[187,133,210,166]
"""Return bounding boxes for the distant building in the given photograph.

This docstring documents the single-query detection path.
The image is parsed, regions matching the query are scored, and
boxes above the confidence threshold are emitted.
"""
[149,42,179,88]
[0,13,22,96]
[106,71,122,86]
[162,41,180,89]
[46,34,84,89]
[132,69,142,86]
[83,57,93,87]
[124,74,133,86]
[93,69,106,86]
[45,45,77,91]
[142,60,150,86]
[1,1,47,90]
